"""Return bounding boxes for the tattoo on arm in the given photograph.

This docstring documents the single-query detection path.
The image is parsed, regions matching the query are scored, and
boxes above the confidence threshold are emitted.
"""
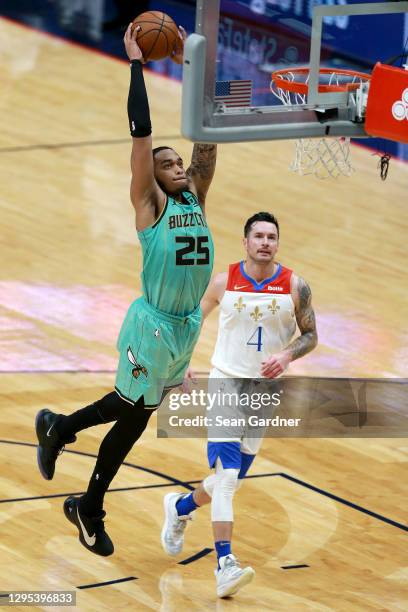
[188,144,217,180]
[187,144,217,203]
[286,278,318,361]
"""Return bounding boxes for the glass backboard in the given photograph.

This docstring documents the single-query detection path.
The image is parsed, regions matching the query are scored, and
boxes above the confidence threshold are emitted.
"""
[181,0,408,142]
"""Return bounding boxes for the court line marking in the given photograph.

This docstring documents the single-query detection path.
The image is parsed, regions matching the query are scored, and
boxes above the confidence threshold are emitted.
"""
[1,16,407,168]
[0,14,182,85]
[0,439,195,492]
[0,440,406,532]
[0,370,117,374]
[0,482,199,504]
[0,370,209,374]
[280,473,408,533]
[178,548,214,565]
[0,135,182,155]
[77,576,137,590]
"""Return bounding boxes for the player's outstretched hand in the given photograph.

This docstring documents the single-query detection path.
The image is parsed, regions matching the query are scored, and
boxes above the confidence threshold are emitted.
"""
[181,366,197,394]
[124,23,145,62]
[260,352,291,378]
[170,26,187,64]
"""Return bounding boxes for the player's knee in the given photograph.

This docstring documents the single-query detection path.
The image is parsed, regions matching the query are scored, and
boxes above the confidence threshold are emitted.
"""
[219,468,239,494]
[202,473,217,497]
[117,396,152,433]
[211,467,239,522]
[214,467,240,504]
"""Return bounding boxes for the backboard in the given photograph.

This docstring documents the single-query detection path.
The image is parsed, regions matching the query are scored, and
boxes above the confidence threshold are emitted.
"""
[181,0,408,142]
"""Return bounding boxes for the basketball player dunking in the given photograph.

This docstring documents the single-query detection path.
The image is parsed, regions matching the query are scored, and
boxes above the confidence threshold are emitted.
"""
[161,212,318,598]
[35,25,217,556]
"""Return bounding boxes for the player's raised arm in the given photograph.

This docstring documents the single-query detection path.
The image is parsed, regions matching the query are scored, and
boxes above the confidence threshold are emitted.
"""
[186,144,218,210]
[124,24,165,230]
[167,26,218,209]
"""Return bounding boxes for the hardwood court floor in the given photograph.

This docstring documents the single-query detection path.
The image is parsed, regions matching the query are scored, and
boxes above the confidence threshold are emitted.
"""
[0,18,407,611]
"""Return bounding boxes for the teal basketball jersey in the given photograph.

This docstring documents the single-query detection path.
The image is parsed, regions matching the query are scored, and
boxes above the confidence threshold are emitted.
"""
[137,191,214,317]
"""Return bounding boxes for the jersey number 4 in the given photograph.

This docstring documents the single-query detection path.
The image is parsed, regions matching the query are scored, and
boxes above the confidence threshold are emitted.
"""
[175,236,210,266]
[247,326,263,352]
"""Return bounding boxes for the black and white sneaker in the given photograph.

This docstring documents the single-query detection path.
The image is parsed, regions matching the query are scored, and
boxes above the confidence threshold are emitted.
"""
[63,496,114,557]
[35,409,76,480]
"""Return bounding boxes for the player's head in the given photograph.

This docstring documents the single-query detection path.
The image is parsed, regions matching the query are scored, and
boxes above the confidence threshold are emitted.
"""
[153,147,189,195]
[243,212,279,263]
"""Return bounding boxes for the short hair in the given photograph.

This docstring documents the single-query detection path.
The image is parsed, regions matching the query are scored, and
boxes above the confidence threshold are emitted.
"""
[152,146,174,158]
[244,212,280,238]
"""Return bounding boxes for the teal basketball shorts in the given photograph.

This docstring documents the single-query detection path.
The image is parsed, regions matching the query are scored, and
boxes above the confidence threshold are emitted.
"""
[115,297,201,408]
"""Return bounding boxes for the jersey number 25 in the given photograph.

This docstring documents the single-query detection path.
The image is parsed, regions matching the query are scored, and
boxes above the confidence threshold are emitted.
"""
[175,236,210,266]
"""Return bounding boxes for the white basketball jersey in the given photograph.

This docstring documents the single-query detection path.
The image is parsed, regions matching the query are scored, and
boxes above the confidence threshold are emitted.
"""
[211,261,296,377]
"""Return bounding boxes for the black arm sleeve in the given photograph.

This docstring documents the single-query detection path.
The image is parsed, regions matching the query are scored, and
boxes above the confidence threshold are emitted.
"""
[128,60,152,138]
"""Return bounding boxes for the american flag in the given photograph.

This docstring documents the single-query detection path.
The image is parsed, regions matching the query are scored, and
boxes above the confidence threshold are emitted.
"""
[215,80,252,108]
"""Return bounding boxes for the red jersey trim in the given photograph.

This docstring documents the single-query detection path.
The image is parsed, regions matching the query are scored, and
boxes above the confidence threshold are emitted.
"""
[226,261,292,293]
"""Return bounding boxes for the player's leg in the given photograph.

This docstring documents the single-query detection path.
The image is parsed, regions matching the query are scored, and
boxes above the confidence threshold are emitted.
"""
[211,438,263,594]
[161,473,215,556]
[63,299,170,556]
[161,318,207,555]
[238,432,264,484]
[35,391,128,480]
[172,443,258,514]
[207,447,255,598]
[64,396,155,556]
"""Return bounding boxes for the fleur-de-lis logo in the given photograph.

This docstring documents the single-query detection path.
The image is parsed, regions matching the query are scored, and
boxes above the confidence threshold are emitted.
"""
[234,296,246,312]
[268,299,280,315]
[250,306,263,322]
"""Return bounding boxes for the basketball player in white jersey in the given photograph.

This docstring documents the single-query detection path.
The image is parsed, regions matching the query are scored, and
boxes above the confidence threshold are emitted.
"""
[161,212,318,598]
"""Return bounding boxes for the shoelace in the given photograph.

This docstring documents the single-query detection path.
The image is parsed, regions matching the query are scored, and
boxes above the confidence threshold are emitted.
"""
[223,556,242,573]
[173,518,188,535]
[50,434,76,458]
[47,443,65,460]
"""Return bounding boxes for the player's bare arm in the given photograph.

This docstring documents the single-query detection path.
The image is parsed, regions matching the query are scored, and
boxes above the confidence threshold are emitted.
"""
[260,275,317,378]
[289,275,318,359]
[200,272,227,319]
[124,24,165,230]
[172,28,218,207]
[187,143,218,209]
[182,272,226,389]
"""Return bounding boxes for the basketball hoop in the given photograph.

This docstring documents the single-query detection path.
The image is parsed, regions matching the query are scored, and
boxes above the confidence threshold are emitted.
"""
[271,67,371,179]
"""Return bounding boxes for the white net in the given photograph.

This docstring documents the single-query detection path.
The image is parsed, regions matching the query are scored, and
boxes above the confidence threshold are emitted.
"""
[270,68,370,179]
[291,137,353,179]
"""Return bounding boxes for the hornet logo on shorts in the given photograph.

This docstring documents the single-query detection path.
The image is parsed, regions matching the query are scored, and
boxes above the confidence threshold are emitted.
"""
[127,347,148,379]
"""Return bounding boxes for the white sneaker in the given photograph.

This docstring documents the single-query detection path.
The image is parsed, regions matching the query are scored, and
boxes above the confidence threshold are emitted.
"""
[215,554,255,598]
[161,493,193,556]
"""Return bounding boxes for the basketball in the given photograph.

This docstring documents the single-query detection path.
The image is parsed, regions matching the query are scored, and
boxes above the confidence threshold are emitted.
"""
[131,11,179,61]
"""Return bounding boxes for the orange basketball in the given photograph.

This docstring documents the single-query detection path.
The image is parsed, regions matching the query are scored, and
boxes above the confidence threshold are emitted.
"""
[131,11,179,61]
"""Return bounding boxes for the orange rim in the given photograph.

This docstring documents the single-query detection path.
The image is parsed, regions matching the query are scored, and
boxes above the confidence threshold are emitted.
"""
[271,67,371,94]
